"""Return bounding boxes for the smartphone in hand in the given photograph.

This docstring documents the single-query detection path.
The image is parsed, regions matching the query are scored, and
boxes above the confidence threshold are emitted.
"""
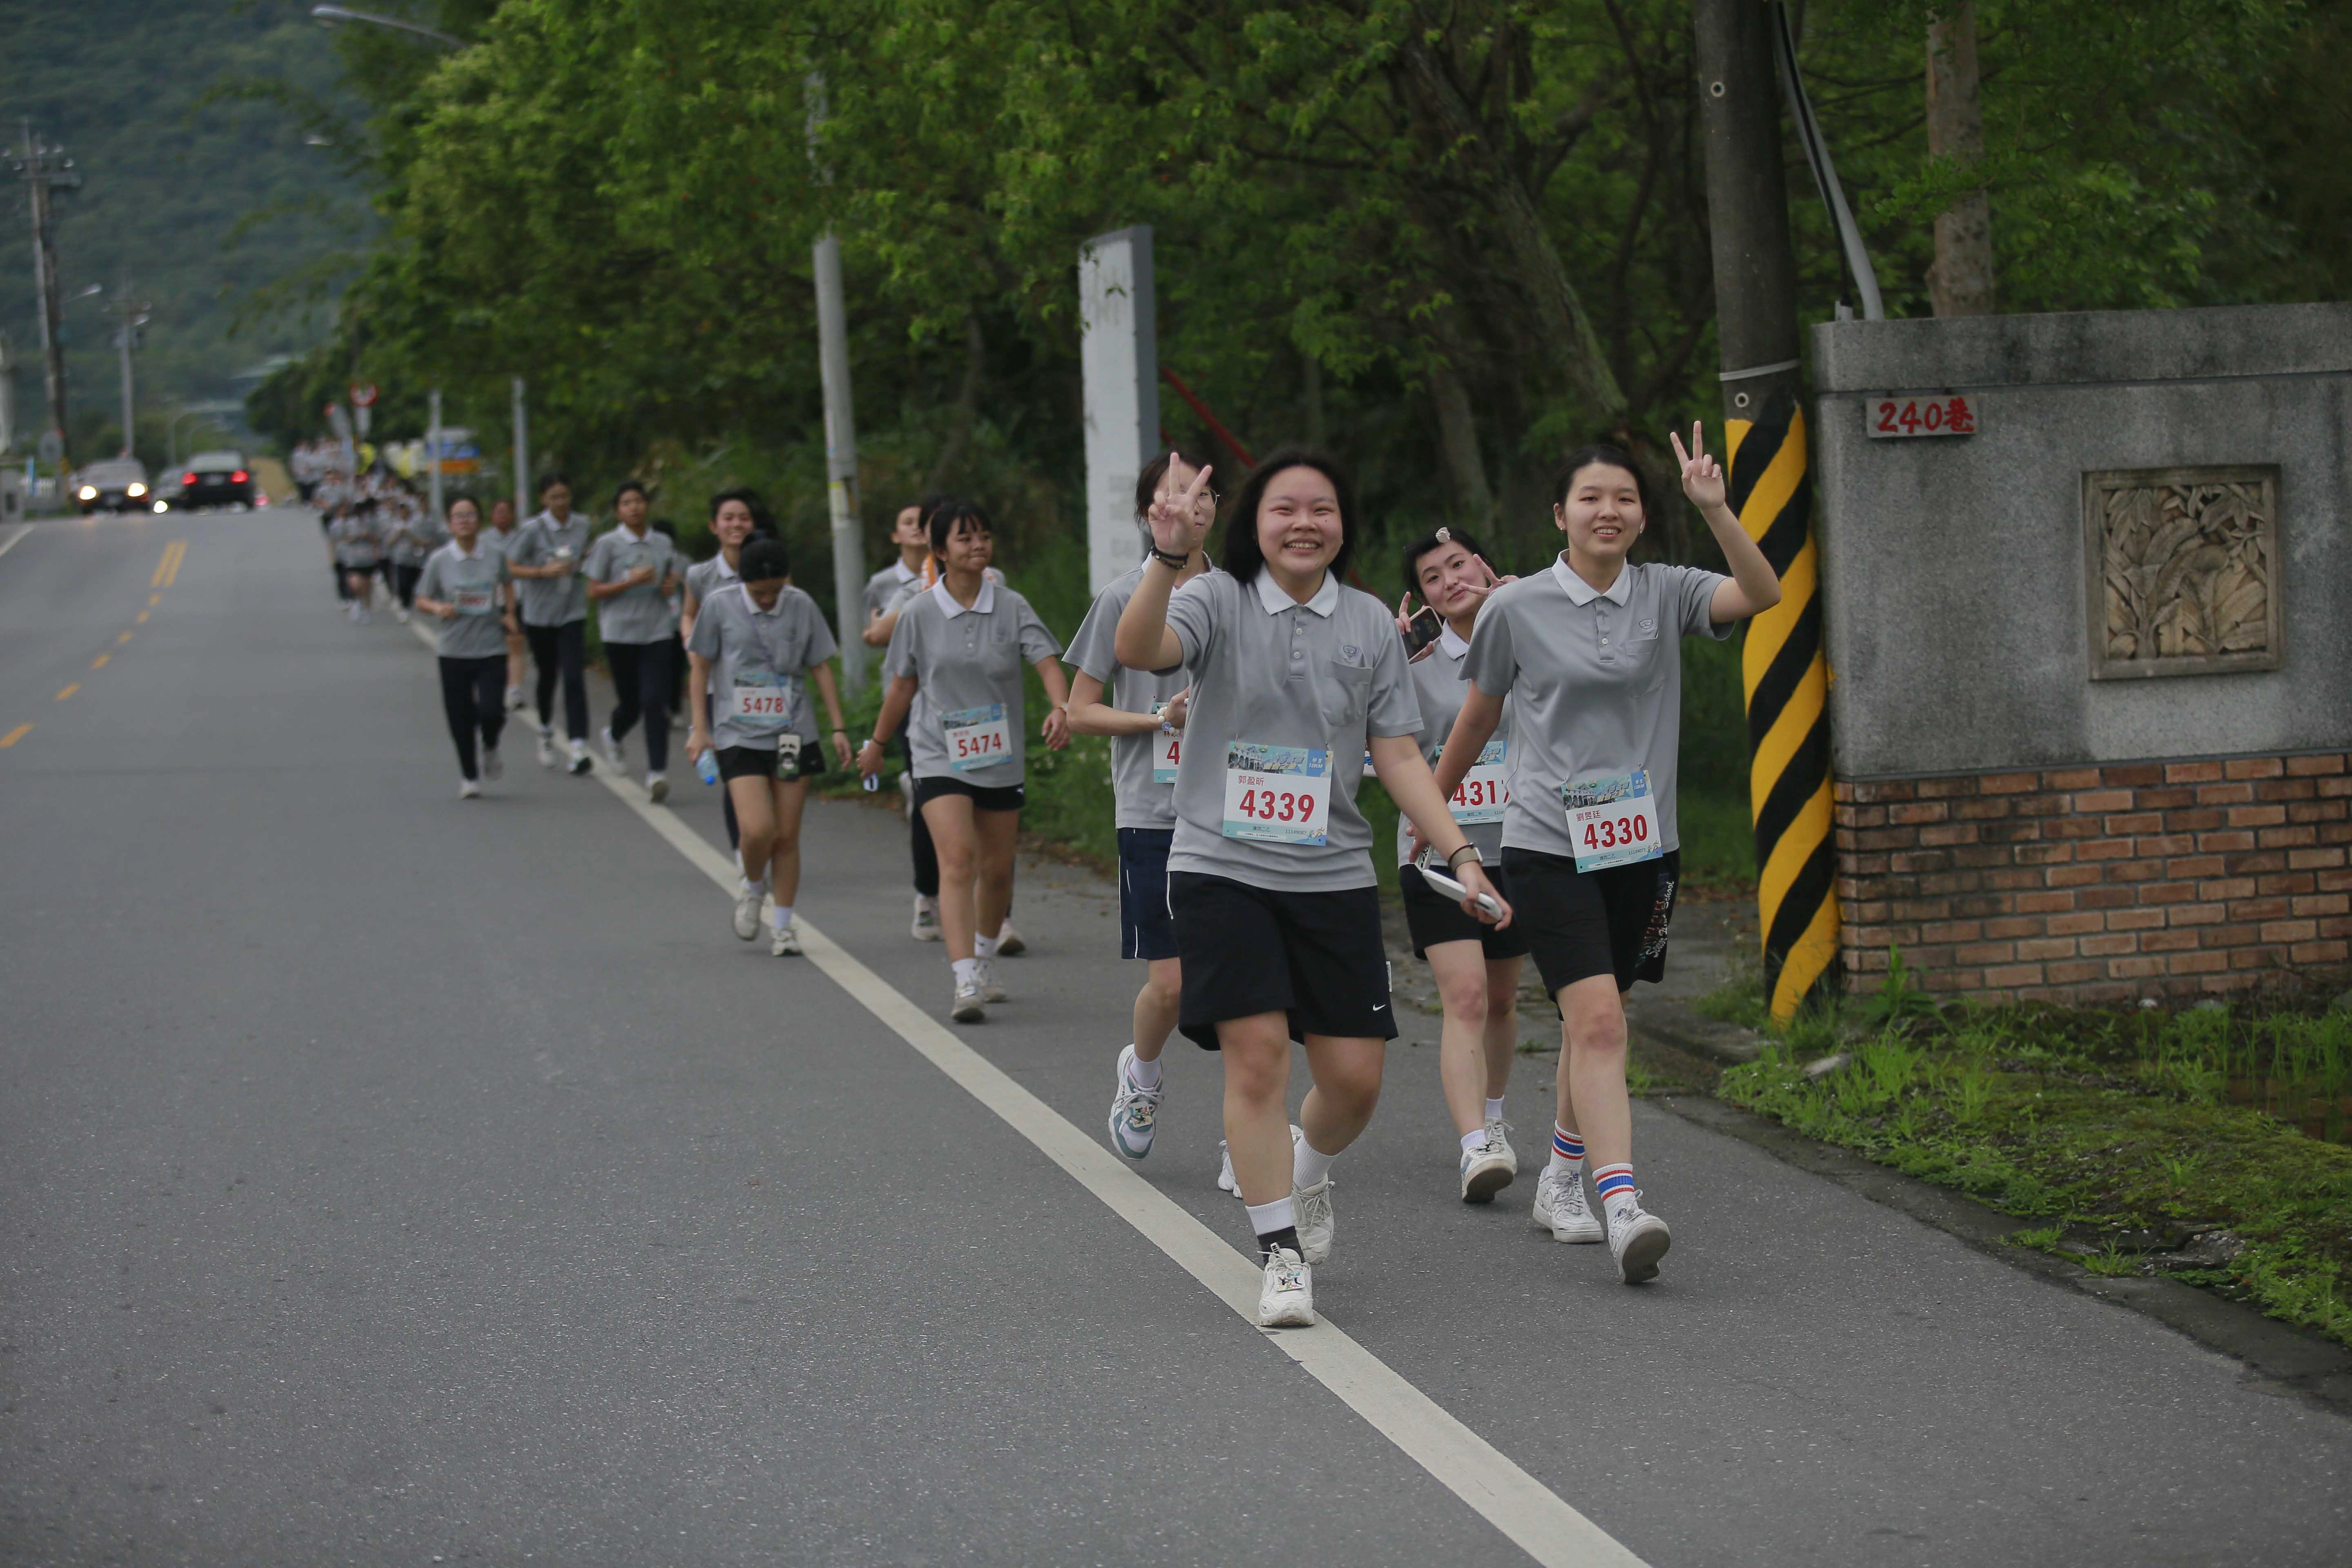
[1401,605,1444,657]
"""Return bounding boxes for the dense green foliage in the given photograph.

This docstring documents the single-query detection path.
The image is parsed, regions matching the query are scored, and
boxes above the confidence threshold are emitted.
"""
[0,1,374,463]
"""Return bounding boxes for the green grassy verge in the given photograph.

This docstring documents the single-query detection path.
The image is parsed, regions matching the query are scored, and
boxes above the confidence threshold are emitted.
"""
[1703,980,2352,1347]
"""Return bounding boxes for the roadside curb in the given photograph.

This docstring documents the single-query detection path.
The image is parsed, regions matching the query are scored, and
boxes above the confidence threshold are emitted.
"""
[1628,1009,2352,1417]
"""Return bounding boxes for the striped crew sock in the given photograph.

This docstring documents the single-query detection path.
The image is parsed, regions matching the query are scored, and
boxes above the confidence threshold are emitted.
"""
[1546,1126,1585,1180]
[1592,1163,1637,1220]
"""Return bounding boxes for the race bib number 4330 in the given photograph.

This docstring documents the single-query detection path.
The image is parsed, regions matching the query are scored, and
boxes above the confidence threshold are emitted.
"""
[944,703,1012,772]
[1221,743,1332,845]
[1564,769,1662,872]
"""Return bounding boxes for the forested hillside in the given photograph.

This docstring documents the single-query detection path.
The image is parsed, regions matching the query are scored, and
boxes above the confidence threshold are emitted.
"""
[0,0,369,461]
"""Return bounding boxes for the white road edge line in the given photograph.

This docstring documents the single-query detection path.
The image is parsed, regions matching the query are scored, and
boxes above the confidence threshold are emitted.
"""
[0,523,33,561]
[403,618,1644,1568]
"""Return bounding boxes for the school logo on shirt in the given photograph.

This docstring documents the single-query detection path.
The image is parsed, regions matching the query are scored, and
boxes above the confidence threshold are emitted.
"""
[1340,644,1360,663]
[1637,618,1657,636]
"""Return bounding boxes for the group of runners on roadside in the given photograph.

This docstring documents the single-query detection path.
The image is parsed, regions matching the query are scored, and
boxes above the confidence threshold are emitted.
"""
[374,431,1781,1329]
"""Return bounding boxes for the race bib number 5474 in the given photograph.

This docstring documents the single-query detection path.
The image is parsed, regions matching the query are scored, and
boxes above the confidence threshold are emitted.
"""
[1221,743,1332,845]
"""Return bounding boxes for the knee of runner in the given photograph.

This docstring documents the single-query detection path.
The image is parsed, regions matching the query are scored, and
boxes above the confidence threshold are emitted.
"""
[1436,970,1490,1024]
[1143,966,1183,1008]
[1319,1051,1385,1112]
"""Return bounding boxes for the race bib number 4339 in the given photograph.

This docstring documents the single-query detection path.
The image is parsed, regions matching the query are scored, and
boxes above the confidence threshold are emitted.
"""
[1564,769,1662,872]
[944,703,1012,772]
[1221,743,1332,845]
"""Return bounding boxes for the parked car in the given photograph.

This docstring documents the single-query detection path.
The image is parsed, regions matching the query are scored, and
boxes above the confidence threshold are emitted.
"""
[169,451,256,510]
[74,458,151,515]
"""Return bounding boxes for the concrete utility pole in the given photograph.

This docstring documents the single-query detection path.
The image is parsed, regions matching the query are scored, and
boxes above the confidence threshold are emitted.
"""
[426,387,443,522]
[510,377,529,519]
[11,123,82,470]
[1692,0,1839,1021]
[806,73,867,697]
[1926,1,1996,316]
[1078,227,1160,595]
[105,281,151,458]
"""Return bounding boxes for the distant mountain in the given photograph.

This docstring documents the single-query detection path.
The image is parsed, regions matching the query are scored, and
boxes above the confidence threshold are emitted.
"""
[0,0,370,454]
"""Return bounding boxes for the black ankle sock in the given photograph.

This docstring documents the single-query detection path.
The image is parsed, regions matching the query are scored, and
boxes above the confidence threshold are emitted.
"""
[1256,1225,1303,1262]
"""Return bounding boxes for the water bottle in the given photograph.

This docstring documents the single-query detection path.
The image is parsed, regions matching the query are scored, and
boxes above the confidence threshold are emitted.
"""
[695,749,719,786]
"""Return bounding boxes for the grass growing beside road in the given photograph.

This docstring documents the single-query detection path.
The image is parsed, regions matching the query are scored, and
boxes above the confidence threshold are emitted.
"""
[1702,973,2352,1347]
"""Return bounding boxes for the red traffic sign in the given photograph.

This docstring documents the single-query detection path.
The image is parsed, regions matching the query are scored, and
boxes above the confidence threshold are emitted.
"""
[350,382,379,409]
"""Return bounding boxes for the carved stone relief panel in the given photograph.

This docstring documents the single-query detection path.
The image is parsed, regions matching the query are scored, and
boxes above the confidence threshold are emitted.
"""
[2083,466,2282,679]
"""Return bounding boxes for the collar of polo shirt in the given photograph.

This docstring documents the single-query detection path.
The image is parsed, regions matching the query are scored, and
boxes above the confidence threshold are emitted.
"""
[452,540,481,559]
[739,581,784,618]
[932,577,996,618]
[1252,568,1340,618]
[1550,553,1635,606]
[1438,621,1471,659]
[891,560,918,584]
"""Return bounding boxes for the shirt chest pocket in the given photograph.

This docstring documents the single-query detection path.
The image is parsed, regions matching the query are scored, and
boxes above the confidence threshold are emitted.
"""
[1320,660,1374,731]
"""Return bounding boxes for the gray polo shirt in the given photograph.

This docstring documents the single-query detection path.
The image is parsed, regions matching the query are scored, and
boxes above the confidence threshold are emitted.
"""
[481,524,523,566]
[508,510,592,627]
[415,542,512,659]
[1398,622,1514,867]
[685,552,740,613]
[1462,556,1730,859]
[685,584,840,751]
[1161,567,1421,893]
[330,515,381,568]
[864,559,921,624]
[584,524,679,645]
[1065,561,1218,831]
[883,579,1062,788]
[385,510,445,566]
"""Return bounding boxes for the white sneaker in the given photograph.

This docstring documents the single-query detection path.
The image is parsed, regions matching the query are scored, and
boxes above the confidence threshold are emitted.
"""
[995,923,1026,957]
[599,726,624,766]
[506,685,527,712]
[1217,1142,1242,1197]
[976,959,1008,1003]
[1459,1136,1516,1204]
[1255,1246,1315,1327]
[1606,1195,1672,1284]
[898,768,915,822]
[1106,1045,1163,1160]
[911,895,941,942]
[395,607,411,625]
[1294,1177,1336,1265]
[950,979,985,1023]
[480,746,503,781]
[731,882,763,942]
[646,771,668,803]
[1485,1118,1519,1176]
[1532,1167,1604,1243]
[567,739,592,776]
[537,726,559,769]
[459,777,481,799]
[770,920,802,957]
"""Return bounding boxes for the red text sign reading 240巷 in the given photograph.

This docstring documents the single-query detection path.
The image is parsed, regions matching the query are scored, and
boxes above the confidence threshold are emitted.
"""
[1867,392,1979,439]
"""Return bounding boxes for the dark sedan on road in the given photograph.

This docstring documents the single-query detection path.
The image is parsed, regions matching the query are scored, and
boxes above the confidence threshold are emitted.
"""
[74,459,152,514]
[170,451,256,510]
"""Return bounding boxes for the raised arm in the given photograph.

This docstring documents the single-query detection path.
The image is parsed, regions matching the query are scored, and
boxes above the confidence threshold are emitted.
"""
[1672,423,1782,623]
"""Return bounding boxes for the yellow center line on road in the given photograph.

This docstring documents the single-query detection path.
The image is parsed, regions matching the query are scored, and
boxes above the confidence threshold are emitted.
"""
[0,724,29,748]
[148,592,161,606]
[116,630,134,645]
[151,539,187,588]
[91,653,109,670]
[136,610,149,624]
[55,684,79,702]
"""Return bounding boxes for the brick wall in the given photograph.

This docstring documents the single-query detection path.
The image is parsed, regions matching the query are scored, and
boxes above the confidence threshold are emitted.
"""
[1833,752,2352,1004]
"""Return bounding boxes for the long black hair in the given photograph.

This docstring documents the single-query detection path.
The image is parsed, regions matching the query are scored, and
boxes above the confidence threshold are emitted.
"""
[1218,448,1357,585]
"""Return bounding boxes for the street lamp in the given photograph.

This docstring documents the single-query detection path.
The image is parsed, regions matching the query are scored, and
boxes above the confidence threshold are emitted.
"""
[309,5,463,48]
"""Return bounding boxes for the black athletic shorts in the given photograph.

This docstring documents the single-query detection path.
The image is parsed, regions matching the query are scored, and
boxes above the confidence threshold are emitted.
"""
[716,742,826,783]
[912,775,1025,813]
[1117,827,1179,962]
[1500,846,1680,998]
[1399,861,1531,962]
[1167,872,1395,1050]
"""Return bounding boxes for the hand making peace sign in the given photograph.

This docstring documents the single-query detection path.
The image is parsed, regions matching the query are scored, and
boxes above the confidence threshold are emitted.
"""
[1670,421,1728,512]
[1145,453,1216,561]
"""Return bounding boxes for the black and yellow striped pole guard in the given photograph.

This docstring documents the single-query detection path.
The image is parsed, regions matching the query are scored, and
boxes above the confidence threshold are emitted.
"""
[1725,383,1839,1020]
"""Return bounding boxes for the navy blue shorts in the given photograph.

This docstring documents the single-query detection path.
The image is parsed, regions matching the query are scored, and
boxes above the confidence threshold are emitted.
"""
[1118,827,1180,962]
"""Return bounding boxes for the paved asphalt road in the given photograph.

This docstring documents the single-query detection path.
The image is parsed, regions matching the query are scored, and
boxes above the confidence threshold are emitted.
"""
[4,510,2349,1566]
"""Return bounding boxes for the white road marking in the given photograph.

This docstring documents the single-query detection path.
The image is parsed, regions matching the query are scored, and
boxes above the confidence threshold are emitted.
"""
[403,618,1644,1568]
[0,523,32,561]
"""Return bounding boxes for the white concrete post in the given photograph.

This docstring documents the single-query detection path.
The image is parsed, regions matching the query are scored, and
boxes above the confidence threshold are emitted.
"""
[510,376,528,519]
[1079,227,1158,594]
[813,228,867,697]
[426,387,443,522]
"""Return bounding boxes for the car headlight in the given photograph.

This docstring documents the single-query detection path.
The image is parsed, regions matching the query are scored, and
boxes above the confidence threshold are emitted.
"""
[152,500,169,514]
[78,486,97,500]
[127,483,147,497]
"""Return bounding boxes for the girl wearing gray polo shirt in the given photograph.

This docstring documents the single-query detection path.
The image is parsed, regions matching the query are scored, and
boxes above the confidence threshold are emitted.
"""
[857,501,1069,1023]
[1434,429,1782,1285]
[414,495,516,797]
[1114,450,1509,1329]
[684,538,851,957]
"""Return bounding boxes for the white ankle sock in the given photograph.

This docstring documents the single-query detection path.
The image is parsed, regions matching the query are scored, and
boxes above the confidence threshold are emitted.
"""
[1293,1136,1336,1191]
[1128,1050,1162,1088]
[1245,1195,1296,1234]
[769,905,793,929]
[953,957,980,986]
[973,933,1000,960]
[1485,1096,1506,1122]
[743,875,768,898]
[1459,1129,1486,1156]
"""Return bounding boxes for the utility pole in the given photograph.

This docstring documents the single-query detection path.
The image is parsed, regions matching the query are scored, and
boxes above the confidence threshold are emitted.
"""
[427,387,443,522]
[806,74,867,697]
[1926,1,1995,316]
[510,377,529,519]
[1693,0,1839,1021]
[105,281,151,458]
[10,122,82,471]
